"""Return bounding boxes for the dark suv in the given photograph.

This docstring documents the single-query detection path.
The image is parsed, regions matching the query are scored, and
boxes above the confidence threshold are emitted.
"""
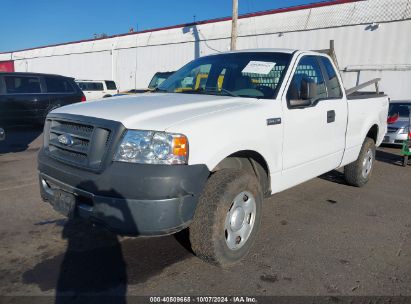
[0,72,85,126]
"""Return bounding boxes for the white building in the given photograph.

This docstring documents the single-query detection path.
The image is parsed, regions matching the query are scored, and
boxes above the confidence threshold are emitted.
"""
[0,0,410,99]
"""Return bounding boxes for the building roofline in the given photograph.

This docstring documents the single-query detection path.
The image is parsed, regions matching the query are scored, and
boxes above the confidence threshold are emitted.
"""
[217,48,298,54]
[1,0,361,55]
[0,71,72,78]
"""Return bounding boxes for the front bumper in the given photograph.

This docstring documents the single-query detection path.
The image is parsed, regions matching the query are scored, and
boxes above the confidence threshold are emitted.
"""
[38,148,209,236]
[382,132,408,145]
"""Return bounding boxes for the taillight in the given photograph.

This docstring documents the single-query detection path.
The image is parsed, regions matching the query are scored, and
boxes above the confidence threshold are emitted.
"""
[81,94,86,102]
[387,113,399,124]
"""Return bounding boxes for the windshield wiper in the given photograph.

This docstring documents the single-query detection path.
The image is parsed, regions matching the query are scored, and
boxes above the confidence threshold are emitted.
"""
[204,87,238,97]
[178,89,203,94]
[174,87,238,97]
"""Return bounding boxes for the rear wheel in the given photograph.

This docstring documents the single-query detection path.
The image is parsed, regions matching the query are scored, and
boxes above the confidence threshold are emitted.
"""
[189,169,262,267]
[344,137,376,187]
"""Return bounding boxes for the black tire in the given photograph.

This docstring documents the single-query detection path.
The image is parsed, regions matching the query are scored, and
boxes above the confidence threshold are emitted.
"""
[189,169,263,267]
[344,137,376,187]
[404,155,409,167]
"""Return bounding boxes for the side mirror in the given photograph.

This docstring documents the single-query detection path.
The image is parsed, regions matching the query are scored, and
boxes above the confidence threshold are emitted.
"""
[289,78,317,108]
[300,78,317,100]
[0,128,5,141]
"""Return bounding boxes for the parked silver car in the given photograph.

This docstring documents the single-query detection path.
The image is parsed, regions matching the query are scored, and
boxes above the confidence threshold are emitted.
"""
[383,100,411,146]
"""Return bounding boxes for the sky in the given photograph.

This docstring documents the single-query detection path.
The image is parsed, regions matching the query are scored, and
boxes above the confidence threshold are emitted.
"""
[0,0,320,52]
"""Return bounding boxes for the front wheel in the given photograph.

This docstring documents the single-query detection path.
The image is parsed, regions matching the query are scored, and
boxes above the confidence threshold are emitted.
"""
[344,137,376,187]
[189,169,263,267]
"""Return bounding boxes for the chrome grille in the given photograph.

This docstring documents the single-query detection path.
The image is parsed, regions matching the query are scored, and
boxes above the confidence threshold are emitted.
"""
[46,118,112,170]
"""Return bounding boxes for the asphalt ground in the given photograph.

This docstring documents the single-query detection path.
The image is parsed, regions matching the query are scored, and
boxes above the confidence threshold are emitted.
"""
[0,127,410,303]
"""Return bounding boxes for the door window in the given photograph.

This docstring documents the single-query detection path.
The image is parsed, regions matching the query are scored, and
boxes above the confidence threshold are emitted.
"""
[5,76,41,94]
[45,77,75,93]
[319,57,343,98]
[77,82,103,91]
[105,81,117,90]
[287,56,327,104]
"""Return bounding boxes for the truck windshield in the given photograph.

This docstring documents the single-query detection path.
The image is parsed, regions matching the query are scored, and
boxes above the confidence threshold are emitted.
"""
[158,52,292,99]
[148,72,174,89]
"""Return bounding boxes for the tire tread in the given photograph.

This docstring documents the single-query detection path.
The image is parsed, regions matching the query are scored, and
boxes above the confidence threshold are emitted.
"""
[189,169,262,266]
[344,137,375,187]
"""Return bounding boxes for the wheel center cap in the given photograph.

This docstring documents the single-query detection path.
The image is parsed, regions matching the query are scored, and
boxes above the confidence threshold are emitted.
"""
[230,207,245,231]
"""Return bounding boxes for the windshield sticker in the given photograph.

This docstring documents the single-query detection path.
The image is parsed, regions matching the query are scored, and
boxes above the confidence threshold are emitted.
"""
[242,61,276,75]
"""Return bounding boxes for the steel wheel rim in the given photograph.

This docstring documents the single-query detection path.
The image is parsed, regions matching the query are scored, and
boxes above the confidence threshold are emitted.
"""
[224,191,256,251]
[362,148,374,179]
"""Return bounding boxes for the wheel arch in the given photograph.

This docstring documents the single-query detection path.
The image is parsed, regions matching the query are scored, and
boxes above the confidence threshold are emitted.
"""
[212,150,271,196]
[366,124,379,143]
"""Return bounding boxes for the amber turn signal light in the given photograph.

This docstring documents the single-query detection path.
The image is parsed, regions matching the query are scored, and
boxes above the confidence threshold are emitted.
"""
[172,136,188,157]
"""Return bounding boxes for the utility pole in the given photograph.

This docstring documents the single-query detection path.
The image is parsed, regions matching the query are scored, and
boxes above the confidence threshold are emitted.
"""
[230,0,238,50]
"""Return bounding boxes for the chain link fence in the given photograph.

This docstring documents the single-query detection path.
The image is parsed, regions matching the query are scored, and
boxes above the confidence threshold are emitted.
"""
[248,0,411,35]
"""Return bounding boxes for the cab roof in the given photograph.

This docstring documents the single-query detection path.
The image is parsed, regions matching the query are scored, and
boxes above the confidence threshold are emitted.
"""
[228,48,297,54]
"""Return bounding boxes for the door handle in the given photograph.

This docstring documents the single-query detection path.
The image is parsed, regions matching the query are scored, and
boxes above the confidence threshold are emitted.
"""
[327,110,336,123]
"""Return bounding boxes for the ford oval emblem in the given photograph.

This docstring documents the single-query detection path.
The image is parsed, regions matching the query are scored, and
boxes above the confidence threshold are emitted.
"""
[58,134,74,146]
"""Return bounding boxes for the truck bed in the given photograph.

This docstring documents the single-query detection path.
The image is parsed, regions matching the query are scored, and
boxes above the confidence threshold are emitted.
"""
[346,91,387,100]
[340,94,389,167]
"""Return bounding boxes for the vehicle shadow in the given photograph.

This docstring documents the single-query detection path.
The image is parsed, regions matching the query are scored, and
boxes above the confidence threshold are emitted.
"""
[376,148,404,167]
[319,147,405,185]
[318,170,348,185]
[0,125,43,154]
[54,182,132,303]
[54,219,127,304]
[23,182,193,303]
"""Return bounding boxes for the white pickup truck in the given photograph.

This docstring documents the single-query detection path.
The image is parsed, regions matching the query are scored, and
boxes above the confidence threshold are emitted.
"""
[38,49,388,266]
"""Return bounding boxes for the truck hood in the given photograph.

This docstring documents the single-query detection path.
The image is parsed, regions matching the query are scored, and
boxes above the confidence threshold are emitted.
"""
[52,93,254,130]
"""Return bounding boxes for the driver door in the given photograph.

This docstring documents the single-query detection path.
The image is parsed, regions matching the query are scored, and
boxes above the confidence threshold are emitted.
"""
[280,55,347,189]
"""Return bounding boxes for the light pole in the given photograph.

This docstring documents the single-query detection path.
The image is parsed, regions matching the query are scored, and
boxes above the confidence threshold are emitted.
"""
[230,0,238,51]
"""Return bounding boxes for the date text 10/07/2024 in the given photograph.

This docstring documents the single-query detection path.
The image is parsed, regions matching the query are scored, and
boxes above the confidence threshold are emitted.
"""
[149,296,258,303]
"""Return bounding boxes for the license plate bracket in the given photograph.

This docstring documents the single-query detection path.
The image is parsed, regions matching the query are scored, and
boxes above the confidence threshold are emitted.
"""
[52,190,76,218]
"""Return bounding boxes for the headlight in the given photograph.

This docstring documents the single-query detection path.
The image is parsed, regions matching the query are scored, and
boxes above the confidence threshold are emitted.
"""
[114,130,188,164]
[400,127,411,134]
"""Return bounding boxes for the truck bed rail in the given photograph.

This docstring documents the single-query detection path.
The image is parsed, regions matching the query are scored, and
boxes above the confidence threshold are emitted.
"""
[345,78,381,96]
